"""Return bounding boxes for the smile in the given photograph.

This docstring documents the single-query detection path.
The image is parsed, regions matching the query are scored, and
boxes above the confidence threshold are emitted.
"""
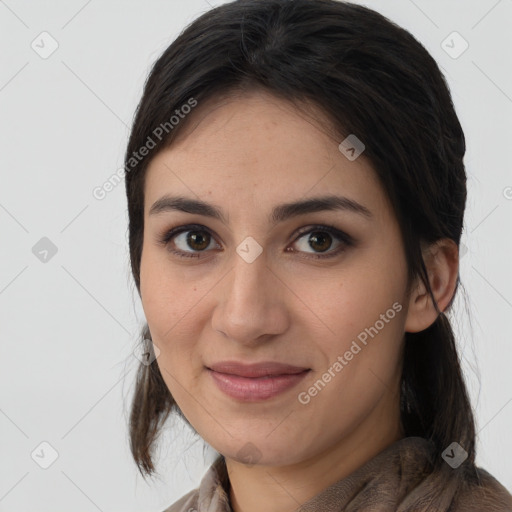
[206,363,311,402]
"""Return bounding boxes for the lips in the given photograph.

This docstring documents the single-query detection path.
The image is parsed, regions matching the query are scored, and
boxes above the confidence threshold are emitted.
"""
[206,361,311,401]
[206,361,309,378]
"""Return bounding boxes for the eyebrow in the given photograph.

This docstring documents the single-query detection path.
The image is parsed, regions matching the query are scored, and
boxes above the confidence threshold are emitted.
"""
[148,194,373,225]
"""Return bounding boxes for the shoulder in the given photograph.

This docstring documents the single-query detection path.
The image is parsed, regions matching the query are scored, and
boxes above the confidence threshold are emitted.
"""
[161,488,198,512]
[452,466,512,511]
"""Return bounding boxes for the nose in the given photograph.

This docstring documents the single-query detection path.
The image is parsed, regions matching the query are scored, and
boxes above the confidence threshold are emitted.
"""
[211,248,289,346]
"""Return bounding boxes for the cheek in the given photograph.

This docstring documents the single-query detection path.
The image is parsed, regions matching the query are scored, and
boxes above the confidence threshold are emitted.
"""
[140,250,193,354]
[296,295,405,437]
[139,247,216,395]
[294,259,407,395]
[140,244,187,322]
[140,254,205,407]
[293,257,406,338]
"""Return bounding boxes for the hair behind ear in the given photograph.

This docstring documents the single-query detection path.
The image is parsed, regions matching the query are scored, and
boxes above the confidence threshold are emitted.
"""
[129,324,175,479]
[401,311,476,472]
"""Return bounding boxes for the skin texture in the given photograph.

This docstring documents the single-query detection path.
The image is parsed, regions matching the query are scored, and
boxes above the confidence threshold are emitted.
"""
[139,90,459,512]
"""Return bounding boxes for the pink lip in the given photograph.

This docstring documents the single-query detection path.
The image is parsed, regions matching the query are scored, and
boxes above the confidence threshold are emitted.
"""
[206,361,310,401]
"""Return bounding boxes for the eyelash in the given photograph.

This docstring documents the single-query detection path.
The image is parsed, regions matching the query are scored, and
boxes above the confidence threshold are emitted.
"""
[157,223,355,261]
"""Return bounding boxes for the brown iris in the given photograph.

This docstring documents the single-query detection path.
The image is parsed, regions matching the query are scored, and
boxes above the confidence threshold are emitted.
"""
[187,231,210,251]
[308,231,332,252]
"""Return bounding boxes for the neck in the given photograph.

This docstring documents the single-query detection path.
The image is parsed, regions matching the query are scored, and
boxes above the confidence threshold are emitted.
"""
[226,395,404,512]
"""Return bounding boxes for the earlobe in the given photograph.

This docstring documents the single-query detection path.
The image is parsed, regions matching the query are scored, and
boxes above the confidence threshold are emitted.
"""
[404,239,459,334]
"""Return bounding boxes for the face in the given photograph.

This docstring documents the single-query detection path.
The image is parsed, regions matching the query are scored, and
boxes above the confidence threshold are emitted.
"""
[140,90,411,467]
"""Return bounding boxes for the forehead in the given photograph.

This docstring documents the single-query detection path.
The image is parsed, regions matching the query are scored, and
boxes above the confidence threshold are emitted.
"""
[143,91,387,221]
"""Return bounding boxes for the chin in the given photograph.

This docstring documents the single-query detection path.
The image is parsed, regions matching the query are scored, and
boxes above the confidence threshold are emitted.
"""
[212,435,306,467]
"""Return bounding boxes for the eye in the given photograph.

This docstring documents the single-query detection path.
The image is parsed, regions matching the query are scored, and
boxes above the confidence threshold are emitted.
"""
[287,225,354,259]
[158,223,355,260]
[158,224,221,259]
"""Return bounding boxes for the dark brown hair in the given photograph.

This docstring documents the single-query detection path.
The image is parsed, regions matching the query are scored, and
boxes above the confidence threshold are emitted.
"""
[124,0,476,483]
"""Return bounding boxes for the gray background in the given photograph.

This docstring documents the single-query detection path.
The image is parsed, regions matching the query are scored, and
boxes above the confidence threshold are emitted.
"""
[1,0,511,510]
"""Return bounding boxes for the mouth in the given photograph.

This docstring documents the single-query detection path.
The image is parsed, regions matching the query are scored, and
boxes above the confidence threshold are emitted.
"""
[206,361,311,401]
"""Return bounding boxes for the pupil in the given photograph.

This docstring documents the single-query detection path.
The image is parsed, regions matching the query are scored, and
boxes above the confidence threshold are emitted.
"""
[188,231,209,250]
[310,232,331,252]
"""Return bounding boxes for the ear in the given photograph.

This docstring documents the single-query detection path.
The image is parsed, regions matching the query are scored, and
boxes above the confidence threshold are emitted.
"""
[404,238,460,333]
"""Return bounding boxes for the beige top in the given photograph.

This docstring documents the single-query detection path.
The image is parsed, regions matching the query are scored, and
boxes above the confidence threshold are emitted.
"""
[162,436,512,511]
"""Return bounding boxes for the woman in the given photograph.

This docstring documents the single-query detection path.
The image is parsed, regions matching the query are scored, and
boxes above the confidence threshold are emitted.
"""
[124,0,512,510]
